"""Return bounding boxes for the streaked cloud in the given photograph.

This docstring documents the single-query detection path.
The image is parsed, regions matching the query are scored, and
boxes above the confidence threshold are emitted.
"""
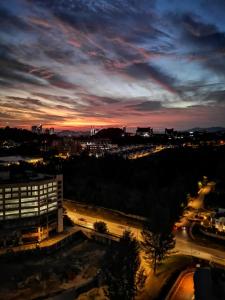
[0,0,225,129]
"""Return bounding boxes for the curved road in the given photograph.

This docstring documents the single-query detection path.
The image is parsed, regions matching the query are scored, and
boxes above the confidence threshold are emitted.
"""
[64,200,225,266]
[168,271,194,300]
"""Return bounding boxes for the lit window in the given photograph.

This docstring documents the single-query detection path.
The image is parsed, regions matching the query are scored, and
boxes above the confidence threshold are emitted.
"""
[5,204,19,209]
[0,189,2,192]
[5,199,19,204]
[48,202,57,208]
[21,186,27,191]
[21,212,37,217]
[40,205,47,210]
[48,192,57,197]
[21,202,38,207]
[32,186,38,190]
[12,193,19,197]
[32,191,38,196]
[21,197,37,202]
[49,206,57,211]
[48,183,52,187]
[5,194,12,199]
[5,188,11,192]
[21,208,39,213]
[5,210,19,215]
[0,194,3,199]
[12,187,19,192]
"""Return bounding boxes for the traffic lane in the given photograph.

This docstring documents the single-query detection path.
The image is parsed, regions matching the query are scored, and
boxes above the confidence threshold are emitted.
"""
[176,237,225,264]
[64,202,225,265]
[66,208,141,238]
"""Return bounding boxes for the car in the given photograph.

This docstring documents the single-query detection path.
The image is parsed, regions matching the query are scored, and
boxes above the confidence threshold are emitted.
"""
[78,218,86,222]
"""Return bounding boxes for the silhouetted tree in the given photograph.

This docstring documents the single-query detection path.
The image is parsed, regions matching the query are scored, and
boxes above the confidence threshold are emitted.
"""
[103,231,145,300]
[93,221,108,233]
[141,226,175,274]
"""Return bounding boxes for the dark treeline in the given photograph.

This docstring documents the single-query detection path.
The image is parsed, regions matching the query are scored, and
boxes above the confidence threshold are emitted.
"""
[61,145,225,225]
[0,127,38,142]
[0,127,58,156]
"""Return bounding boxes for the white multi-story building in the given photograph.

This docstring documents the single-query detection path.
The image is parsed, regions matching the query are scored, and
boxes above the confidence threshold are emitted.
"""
[0,173,63,246]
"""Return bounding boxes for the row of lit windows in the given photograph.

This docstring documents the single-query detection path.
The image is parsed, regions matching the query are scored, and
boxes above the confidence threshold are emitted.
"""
[0,197,57,206]
[0,188,57,199]
[0,181,58,193]
[0,202,58,216]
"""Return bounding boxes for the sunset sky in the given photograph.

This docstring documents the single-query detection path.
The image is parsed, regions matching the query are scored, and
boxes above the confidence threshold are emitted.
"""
[0,0,225,130]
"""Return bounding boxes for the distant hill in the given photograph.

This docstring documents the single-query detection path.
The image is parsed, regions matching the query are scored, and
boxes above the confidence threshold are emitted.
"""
[187,127,225,133]
[57,130,90,137]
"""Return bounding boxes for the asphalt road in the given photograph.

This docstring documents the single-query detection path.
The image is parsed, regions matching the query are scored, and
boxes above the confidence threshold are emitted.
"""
[64,201,225,266]
[168,271,194,300]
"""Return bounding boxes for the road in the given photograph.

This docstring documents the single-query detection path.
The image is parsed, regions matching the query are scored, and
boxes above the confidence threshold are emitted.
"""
[64,200,225,266]
[168,271,194,300]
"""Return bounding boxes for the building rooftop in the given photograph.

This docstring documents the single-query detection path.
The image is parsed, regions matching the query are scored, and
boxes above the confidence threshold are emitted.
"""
[0,170,55,185]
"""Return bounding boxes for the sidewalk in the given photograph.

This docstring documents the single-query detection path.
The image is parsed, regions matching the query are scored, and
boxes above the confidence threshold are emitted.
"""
[0,226,81,256]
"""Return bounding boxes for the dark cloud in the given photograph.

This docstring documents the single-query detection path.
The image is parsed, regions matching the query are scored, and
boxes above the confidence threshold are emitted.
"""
[127,100,162,111]
[0,7,29,31]
[123,63,178,93]
[204,90,225,104]
[1,0,225,128]
[182,14,225,52]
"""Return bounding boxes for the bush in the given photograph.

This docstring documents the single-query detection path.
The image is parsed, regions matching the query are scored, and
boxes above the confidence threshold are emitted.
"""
[93,221,108,234]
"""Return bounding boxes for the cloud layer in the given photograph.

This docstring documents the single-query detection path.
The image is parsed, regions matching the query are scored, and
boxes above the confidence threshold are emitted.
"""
[0,0,225,130]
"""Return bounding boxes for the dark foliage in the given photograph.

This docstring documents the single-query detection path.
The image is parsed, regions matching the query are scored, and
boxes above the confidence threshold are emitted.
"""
[141,226,175,274]
[93,221,108,233]
[102,231,143,300]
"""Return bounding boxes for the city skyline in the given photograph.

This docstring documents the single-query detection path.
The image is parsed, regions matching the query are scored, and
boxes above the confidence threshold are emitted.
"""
[1,0,225,130]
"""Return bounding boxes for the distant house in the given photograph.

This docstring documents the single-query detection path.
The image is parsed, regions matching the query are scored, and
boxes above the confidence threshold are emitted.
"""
[214,216,225,232]
[165,128,174,136]
[136,127,153,137]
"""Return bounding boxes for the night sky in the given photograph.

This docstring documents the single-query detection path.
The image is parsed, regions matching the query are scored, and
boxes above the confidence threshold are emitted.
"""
[0,0,225,130]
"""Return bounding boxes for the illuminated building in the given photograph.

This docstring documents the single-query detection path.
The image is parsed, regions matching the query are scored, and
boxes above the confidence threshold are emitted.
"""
[90,127,100,136]
[136,127,153,137]
[0,173,63,246]
[31,124,42,134]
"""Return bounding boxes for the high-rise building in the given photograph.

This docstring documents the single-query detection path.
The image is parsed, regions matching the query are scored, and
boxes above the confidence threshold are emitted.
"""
[90,128,100,136]
[0,172,63,245]
[31,124,42,134]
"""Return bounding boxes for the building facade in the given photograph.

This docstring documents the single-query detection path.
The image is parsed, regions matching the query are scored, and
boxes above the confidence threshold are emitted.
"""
[136,127,153,137]
[0,174,63,246]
